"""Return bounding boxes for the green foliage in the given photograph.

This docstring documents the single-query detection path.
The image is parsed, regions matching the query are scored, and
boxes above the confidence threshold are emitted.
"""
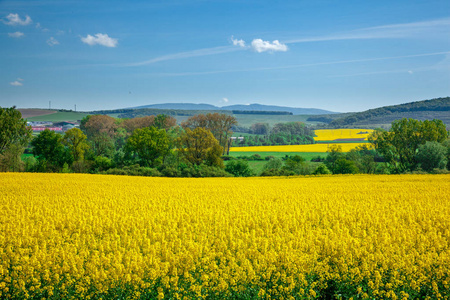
[103,164,162,177]
[415,141,448,172]
[93,156,113,172]
[369,118,448,172]
[31,129,72,172]
[331,158,359,174]
[346,145,378,174]
[324,144,344,172]
[0,106,32,155]
[177,127,224,167]
[0,143,25,172]
[225,159,254,177]
[62,128,89,162]
[262,158,283,171]
[126,127,172,167]
[313,164,331,175]
[260,168,295,176]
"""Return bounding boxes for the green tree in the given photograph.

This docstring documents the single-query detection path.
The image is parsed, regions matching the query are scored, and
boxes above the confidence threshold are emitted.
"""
[313,164,331,175]
[31,129,72,172]
[225,159,253,177]
[0,106,32,155]
[126,127,171,167]
[62,128,89,162]
[181,113,237,155]
[177,127,224,167]
[369,118,448,172]
[324,144,344,173]
[415,141,448,172]
[332,158,359,174]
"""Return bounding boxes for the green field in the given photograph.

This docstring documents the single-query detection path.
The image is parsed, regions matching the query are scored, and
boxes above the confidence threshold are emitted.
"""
[226,152,326,175]
[228,151,326,161]
[26,111,90,122]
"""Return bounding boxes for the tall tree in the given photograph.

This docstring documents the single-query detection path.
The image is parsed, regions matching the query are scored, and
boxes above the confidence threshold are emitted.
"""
[31,129,72,171]
[0,107,32,155]
[62,128,89,162]
[369,118,448,172]
[81,115,118,157]
[181,113,237,154]
[125,127,171,167]
[177,127,224,167]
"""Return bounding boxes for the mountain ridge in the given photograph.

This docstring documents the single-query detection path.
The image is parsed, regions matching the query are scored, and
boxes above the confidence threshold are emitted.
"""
[132,103,337,115]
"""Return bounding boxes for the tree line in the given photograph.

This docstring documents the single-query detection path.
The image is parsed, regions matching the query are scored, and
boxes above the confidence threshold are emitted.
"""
[232,122,315,146]
[1,106,449,177]
[0,108,240,177]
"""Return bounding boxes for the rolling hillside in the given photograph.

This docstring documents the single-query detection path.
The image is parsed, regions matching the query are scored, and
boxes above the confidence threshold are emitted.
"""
[308,97,450,128]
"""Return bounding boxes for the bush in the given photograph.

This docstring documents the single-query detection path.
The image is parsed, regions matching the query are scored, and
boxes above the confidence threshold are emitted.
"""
[197,165,232,177]
[311,155,325,162]
[265,155,275,161]
[415,141,447,172]
[250,154,264,161]
[103,165,162,177]
[312,164,331,175]
[225,159,254,177]
[260,168,294,176]
[262,158,283,171]
[160,166,182,177]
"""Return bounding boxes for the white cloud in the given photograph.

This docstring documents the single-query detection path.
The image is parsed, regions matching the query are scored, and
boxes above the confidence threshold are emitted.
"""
[10,78,24,86]
[47,37,59,46]
[250,39,288,53]
[222,97,229,103]
[231,36,246,48]
[3,13,32,26]
[408,70,414,74]
[81,33,118,47]
[8,31,24,38]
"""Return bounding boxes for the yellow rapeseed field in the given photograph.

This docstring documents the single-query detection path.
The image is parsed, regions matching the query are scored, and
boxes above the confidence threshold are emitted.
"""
[314,129,374,141]
[230,143,370,153]
[1,173,449,299]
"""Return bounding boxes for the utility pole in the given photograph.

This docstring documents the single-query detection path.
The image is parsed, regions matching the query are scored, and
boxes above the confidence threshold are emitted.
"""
[74,104,77,112]
[49,101,51,109]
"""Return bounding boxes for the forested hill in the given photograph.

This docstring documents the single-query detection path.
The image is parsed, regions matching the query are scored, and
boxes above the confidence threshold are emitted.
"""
[309,97,450,128]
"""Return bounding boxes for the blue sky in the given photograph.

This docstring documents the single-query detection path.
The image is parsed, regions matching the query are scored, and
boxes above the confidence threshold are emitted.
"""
[1,0,449,113]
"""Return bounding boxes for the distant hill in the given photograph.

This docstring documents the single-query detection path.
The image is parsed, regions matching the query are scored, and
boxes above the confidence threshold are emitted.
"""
[133,103,219,111]
[308,97,450,128]
[132,103,336,115]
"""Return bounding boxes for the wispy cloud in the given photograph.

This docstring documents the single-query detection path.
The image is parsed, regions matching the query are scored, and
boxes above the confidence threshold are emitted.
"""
[10,78,24,86]
[285,18,450,44]
[8,31,24,38]
[124,46,242,67]
[251,39,288,53]
[231,36,246,48]
[2,13,32,26]
[47,37,59,46]
[81,33,118,47]
[149,51,450,77]
[36,22,49,32]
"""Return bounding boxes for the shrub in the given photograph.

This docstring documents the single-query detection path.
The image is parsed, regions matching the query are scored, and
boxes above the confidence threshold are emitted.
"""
[225,159,254,177]
[312,164,331,175]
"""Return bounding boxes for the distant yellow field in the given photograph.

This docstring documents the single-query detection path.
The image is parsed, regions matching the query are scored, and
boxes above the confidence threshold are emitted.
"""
[230,143,371,152]
[1,173,449,299]
[314,129,374,141]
